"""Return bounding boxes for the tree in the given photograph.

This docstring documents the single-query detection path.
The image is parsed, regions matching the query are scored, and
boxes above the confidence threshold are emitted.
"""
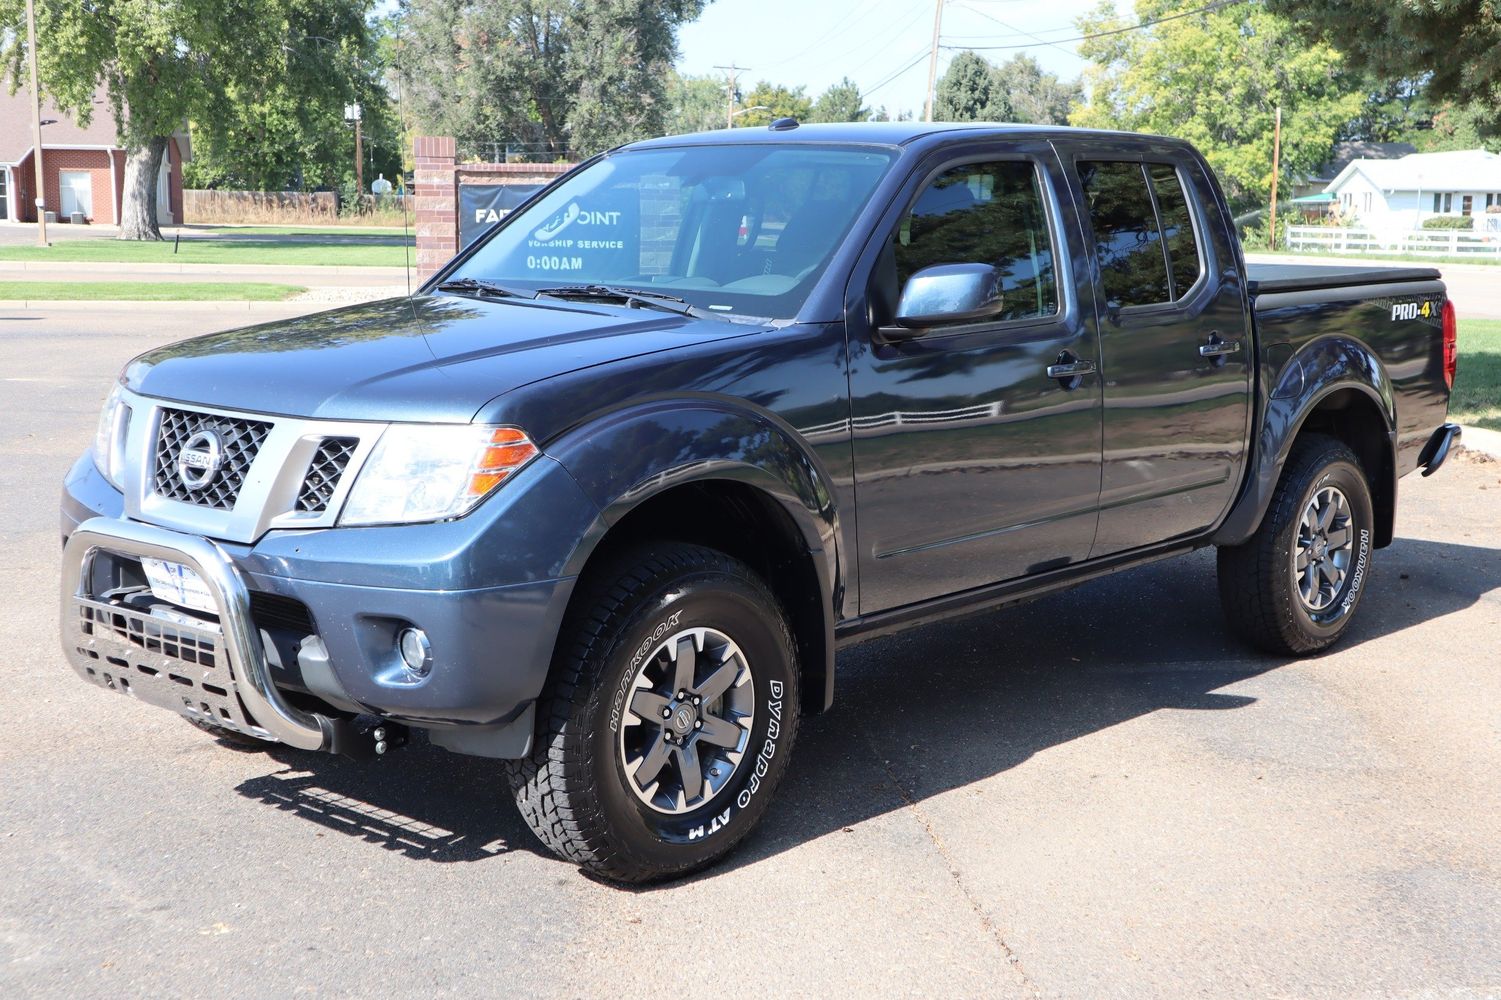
[1417,102,1499,153]
[1070,0,1365,210]
[991,54,1082,126]
[810,77,868,123]
[185,6,397,192]
[934,50,1008,122]
[0,0,377,239]
[935,51,1082,125]
[399,0,706,160]
[734,81,813,127]
[666,71,727,134]
[1265,0,1501,136]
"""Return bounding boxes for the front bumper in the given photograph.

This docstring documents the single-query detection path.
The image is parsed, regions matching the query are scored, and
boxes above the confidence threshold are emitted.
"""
[62,517,345,751]
[59,449,598,757]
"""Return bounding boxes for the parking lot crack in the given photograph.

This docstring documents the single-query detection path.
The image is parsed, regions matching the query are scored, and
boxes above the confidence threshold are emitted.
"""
[864,734,1042,999]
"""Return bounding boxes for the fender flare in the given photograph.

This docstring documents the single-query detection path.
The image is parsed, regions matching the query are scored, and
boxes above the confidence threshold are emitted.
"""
[543,396,845,711]
[1214,335,1397,547]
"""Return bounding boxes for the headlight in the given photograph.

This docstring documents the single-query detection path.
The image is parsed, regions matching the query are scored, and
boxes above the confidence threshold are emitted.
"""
[92,383,130,490]
[340,424,539,526]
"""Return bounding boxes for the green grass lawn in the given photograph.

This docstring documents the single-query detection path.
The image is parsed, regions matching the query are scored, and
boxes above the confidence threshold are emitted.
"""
[0,238,406,268]
[0,281,306,302]
[1451,319,1501,431]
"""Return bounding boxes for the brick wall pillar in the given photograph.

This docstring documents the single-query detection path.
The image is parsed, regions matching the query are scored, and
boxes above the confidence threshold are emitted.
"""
[413,136,458,280]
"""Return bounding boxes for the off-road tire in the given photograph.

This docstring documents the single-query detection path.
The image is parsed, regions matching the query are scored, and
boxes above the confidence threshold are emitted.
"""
[1217,434,1375,655]
[505,543,800,884]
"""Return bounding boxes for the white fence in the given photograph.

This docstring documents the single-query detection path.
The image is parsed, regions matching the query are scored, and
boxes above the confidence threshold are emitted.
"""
[1286,224,1501,258]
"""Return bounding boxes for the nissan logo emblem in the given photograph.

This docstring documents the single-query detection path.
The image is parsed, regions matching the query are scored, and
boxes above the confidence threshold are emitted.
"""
[177,429,225,490]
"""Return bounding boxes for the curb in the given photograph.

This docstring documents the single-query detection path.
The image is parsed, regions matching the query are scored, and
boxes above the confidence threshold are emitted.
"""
[0,299,331,313]
[1459,425,1501,460]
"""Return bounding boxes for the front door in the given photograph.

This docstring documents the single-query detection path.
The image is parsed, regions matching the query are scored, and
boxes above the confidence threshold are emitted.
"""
[1059,148,1253,555]
[0,167,9,220]
[847,145,1104,614]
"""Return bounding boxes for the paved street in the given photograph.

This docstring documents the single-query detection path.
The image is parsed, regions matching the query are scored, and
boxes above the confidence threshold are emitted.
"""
[2,307,1498,998]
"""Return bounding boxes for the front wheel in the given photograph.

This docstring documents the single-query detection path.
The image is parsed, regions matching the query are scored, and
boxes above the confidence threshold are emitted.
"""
[1217,434,1376,655]
[506,543,799,883]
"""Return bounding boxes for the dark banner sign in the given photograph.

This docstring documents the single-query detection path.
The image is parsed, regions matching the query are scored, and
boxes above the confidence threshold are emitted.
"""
[458,183,545,248]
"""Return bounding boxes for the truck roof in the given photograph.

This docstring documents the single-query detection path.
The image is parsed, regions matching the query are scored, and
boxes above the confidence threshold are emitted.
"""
[624,120,1181,151]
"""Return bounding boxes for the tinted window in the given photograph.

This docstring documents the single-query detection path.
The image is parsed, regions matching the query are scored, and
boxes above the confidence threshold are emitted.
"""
[1147,164,1202,297]
[892,160,1059,322]
[1078,160,1170,307]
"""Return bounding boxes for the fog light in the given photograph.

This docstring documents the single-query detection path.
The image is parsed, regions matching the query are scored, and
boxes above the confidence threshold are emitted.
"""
[397,627,432,678]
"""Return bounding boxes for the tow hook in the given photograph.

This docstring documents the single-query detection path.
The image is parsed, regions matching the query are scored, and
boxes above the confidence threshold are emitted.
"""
[335,718,410,759]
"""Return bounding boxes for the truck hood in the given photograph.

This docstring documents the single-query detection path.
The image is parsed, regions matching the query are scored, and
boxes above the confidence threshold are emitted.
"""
[124,294,763,423]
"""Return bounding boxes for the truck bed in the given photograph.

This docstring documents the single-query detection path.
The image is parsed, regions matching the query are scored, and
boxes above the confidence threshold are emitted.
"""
[1245,262,1442,295]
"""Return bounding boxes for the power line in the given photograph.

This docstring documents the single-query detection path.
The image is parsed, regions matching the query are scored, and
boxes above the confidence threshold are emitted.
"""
[946,0,1250,51]
[760,0,894,69]
[949,1,1083,57]
[864,47,933,98]
[839,5,936,76]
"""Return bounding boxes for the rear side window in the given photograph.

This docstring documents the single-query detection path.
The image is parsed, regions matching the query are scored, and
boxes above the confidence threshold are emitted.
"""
[892,160,1059,323]
[1147,164,1202,296]
[1077,160,1202,307]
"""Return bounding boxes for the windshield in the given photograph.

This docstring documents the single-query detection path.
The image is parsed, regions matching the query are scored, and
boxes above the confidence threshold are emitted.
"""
[451,143,898,320]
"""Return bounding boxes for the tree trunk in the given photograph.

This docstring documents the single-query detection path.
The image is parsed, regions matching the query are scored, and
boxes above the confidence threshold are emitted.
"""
[118,136,168,241]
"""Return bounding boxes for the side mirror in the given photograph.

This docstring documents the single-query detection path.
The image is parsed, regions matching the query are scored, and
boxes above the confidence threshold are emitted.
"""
[889,263,1004,337]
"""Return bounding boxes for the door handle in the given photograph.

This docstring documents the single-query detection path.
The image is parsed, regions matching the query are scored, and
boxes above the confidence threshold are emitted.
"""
[1046,353,1096,388]
[1198,333,1242,361]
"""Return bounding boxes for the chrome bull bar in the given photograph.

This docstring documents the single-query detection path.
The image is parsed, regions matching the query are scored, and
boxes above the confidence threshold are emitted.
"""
[60,517,338,752]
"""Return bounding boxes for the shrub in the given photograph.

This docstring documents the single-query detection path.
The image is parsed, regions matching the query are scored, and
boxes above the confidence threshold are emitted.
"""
[1422,215,1474,230]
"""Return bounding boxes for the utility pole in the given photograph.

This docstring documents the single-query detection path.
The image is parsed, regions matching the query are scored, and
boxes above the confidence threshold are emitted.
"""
[25,0,47,246]
[923,0,944,122]
[1268,105,1282,251]
[714,64,748,129]
[345,102,364,206]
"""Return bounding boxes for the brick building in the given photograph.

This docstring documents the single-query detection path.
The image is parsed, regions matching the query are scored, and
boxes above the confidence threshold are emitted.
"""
[0,89,188,226]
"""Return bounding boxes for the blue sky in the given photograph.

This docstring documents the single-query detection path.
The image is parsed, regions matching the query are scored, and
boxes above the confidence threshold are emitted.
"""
[675,0,1106,119]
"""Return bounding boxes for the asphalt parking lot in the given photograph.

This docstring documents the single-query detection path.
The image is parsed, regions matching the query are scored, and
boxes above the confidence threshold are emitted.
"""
[2,306,1498,999]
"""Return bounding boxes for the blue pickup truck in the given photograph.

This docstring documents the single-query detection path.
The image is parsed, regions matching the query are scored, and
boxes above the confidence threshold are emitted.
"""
[61,122,1461,882]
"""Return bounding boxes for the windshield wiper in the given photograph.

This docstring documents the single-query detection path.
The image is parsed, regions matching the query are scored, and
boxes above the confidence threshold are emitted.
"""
[535,284,698,317]
[434,277,533,300]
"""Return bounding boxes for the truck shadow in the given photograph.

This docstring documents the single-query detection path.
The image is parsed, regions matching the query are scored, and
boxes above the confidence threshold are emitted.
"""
[231,535,1501,878]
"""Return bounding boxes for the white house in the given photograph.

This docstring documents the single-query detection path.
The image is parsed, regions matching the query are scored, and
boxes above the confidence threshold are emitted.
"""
[1323,148,1501,235]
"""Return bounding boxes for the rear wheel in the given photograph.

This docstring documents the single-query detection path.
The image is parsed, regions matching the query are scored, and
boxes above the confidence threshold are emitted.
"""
[506,543,799,883]
[1217,434,1375,655]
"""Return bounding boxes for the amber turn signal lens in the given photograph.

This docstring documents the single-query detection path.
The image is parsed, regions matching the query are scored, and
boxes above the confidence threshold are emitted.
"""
[463,427,539,501]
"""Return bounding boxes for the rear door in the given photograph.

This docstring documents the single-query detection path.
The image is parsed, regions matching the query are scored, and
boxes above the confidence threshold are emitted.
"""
[845,141,1104,613]
[1055,143,1253,555]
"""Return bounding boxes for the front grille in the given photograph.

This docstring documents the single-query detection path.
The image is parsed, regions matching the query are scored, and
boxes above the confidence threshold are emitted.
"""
[154,407,271,510]
[296,437,358,512]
